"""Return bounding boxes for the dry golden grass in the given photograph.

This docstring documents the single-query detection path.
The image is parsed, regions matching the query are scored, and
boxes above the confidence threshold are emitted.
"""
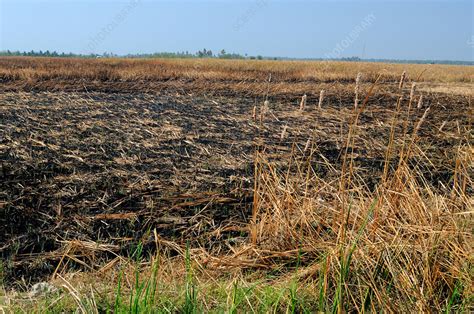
[418,82,474,96]
[1,57,473,88]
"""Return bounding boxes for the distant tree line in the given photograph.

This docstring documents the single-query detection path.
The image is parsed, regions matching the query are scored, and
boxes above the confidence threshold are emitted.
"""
[0,50,471,65]
[0,50,116,58]
[0,50,82,58]
[0,49,273,60]
[124,49,259,60]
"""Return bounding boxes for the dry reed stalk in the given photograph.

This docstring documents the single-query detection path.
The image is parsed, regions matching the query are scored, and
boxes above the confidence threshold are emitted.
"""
[299,94,307,111]
[338,74,382,243]
[409,83,417,103]
[354,72,362,108]
[403,107,431,162]
[280,125,288,140]
[452,145,472,197]
[318,90,325,109]
[399,70,407,89]
[438,120,447,132]
[252,105,257,121]
[251,150,261,246]
[414,107,430,135]
[382,95,404,183]
[379,92,406,226]
[260,100,269,123]
[398,82,418,166]
[417,94,423,109]
[304,138,311,152]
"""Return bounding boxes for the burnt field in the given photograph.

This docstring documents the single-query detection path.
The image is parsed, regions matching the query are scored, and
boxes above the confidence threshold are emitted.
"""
[0,58,473,311]
[1,89,471,277]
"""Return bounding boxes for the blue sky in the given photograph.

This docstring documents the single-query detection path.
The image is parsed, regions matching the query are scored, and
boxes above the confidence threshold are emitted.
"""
[0,0,473,61]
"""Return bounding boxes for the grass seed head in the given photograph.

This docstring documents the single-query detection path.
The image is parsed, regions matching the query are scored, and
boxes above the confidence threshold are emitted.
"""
[355,72,362,89]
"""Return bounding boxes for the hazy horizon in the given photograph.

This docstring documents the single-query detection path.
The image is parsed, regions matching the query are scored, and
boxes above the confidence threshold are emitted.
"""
[1,0,473,61]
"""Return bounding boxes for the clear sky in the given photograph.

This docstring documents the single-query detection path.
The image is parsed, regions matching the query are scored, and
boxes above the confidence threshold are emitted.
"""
[1,0,473,61]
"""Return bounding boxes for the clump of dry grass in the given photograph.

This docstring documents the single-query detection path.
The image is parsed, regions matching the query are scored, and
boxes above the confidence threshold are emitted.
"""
[240,72,472,311]
[245,129,471,312]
